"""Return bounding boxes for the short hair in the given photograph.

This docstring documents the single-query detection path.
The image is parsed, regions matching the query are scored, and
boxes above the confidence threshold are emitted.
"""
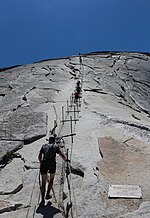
[49,136,55,143]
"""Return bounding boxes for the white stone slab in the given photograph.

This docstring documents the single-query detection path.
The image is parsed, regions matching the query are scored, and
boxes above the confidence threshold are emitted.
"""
[108,185,142,199]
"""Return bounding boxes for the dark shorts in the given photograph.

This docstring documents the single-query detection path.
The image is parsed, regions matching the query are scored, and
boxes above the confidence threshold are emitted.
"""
[40,160,56,175]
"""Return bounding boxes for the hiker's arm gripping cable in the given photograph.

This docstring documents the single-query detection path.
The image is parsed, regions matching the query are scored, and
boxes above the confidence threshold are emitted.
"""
[59,150,70,162]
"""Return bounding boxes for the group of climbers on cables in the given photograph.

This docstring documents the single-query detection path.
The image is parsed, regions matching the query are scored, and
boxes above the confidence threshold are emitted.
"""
[38,52,83,207]
[74,53,83,103]
[74,79,82,103]
[38,122,70,207]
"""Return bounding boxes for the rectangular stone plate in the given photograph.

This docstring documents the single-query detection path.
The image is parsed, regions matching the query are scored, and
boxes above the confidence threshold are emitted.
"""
[108,185,142,198]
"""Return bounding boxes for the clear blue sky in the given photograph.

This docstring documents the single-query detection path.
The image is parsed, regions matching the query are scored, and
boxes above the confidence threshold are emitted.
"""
[0,0,150,68]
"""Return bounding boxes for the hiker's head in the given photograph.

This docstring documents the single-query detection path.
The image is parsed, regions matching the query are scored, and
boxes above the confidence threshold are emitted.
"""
[77,80,81,86]
[49,136,55,144]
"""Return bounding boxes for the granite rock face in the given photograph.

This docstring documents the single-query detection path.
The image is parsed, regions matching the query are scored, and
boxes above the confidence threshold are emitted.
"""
[0,52,150,218]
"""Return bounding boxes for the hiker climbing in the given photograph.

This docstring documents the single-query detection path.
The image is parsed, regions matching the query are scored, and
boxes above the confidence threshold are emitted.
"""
[76,80,81,90]
[38,136,69,206]
[79,53,82,65]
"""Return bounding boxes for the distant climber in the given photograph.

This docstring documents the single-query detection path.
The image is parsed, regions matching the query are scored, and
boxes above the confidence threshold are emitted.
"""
[38,136,69,206]
[79,53,82,65]
[76,80,81,89]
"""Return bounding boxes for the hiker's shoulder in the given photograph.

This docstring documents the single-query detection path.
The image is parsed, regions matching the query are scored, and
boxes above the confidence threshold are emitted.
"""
[42,143,49,147]
[41,143,49,149]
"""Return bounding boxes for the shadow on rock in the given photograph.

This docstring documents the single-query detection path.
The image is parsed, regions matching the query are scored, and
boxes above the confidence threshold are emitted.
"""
[36,201,62,218]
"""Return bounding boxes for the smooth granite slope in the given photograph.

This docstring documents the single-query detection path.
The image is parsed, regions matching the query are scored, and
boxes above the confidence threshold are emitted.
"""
[0,52,150,218]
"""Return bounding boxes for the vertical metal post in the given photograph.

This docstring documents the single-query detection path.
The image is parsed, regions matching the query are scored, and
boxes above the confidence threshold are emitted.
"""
[70,116,73,144]
[67,100,69,113]
[65,148,72,218]
[70,95,72,108]
[76,102,79,114]
[62,106,64,125]
[53,120,57,135]
[74,106,76,124]
[72,93,74,106]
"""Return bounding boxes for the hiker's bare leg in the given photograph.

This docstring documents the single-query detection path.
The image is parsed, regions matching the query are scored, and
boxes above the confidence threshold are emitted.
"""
[46,173,55,196]
[41,174,47,202]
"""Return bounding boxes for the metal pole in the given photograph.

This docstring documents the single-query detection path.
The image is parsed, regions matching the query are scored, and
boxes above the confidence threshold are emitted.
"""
[70,95,72,106]
[72,93,74,106]
[67,100,69,114]
[65,149,73,218]
[74,106,76,124]
[76,102,78,113]
[62,106,64,125]
[53,120,57,135]
[70,116,73,144]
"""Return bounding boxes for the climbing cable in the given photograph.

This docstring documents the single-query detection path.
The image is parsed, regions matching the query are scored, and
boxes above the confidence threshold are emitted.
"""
[26,169,39,218]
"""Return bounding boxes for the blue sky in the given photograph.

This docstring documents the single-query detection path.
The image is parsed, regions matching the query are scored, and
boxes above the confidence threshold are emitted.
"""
[0,0,150,68]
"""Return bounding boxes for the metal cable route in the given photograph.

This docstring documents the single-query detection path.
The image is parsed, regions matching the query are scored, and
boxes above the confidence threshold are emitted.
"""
[29,55,84,217]
[26,169,39,218]
[63,56,84,218]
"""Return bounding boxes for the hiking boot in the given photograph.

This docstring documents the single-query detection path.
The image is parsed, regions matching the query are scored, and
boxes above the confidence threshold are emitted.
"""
[45,194,52,200]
